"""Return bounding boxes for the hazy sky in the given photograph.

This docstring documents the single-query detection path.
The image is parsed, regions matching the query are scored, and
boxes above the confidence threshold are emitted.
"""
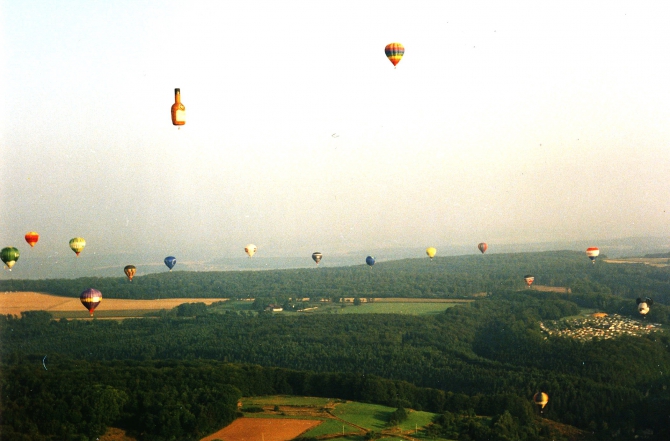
[2,1,670,263]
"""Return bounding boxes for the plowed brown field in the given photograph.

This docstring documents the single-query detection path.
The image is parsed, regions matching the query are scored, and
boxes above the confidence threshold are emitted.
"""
[200,418,321,441]
[0,292,228,316]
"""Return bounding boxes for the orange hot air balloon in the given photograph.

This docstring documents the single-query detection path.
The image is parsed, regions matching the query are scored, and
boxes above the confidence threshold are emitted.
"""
[385,42,404,67]
[478,243,488,254]
[124,265,137,282]
[25,232,39,247]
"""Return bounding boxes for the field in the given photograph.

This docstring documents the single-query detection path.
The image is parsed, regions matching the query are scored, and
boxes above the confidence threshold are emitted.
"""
[335,302,462,315]
[0,292,229,318]
[604,257,670,267]
[201,418,321,441]
[199,396,448,441]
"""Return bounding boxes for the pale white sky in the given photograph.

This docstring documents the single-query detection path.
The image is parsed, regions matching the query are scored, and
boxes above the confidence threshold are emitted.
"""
[2,1,670,263]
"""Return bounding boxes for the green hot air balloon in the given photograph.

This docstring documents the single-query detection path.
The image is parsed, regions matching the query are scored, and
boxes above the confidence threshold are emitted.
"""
[1,247,20,270]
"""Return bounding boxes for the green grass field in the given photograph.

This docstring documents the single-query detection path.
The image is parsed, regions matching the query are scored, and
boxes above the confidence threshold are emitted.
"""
[301,419,360,437]
[334,302,461,315]
[330,401,401,430]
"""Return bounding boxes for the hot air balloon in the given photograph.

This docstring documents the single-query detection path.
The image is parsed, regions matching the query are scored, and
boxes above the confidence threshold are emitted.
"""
[124,265,137,282]
[1,247,19,270]
[586,247,600,264]
[69,237,86,257]
[25,232,39,247]
[164,256,176,271]
[637,297,653,315]
[80,288,102,317]
[533,392,549,411]
[312,252,323,266]
[478,243,488,254]
[426,247,437,260]
[524,275,535,288]
[171,88,185,126]
[385,42,404,67]
[366,256,375,267]
[245,244,257,258]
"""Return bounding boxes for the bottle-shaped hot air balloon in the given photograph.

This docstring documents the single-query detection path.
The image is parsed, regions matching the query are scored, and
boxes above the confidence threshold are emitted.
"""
[25,232,39,247]
[524,275,535,288]
[69,237,86,257]
[586,247,600,264]
[164,256,176,271]
[124,265,137,282]
[245,244,257,258]
[426,247,437,260]
[385,42,404,68]
[80,288,102,317]
[312,252,323,266]
[171,88,186,127]
[478,243,488,254]
[1,247,20,270]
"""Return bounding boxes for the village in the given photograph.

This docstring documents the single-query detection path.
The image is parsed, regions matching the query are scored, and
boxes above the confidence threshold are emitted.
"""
[539,313,663,341]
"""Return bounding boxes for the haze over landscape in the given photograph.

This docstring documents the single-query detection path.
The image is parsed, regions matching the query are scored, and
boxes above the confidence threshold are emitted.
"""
[2,1,669,280]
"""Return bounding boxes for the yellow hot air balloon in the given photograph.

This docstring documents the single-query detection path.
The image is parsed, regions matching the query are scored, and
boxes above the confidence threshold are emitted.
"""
[69,237,86,257]
[426,247,437,260]
[244,244,257,258]
[533,392,549,411]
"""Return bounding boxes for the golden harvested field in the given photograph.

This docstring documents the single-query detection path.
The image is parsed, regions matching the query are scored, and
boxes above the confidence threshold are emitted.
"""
[0,292,228,317]
[532,285,571,293]
[200,417,321,441]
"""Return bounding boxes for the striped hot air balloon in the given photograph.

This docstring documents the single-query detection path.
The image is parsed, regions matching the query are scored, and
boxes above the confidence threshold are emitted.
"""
[69,237,86,257]
[478,242,488,254]
[25,232,39,247]
[80,288,102,317]
[586,247,600,264]
[385,42,404,67]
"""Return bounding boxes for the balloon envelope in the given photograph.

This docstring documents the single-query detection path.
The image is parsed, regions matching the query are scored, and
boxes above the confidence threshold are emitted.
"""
[312,252,323,265]
[478,243,488,254]
[1,247,19,270]
[124,265,136,282]
[385,42,404,66]
[69,237,86,256]
[80,288,102,316]
[245,244,257,258]
[366,256,375,266]
[164,256,176,271]
[533,392,549,409]
[426,247,437,259]
[586,247,600,263]
[524,275,535,287]
[25,232,39,247]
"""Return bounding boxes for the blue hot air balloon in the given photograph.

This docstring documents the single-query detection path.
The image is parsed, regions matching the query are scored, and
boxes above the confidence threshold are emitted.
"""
[366,256,375,267]
[164,256,177,271]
